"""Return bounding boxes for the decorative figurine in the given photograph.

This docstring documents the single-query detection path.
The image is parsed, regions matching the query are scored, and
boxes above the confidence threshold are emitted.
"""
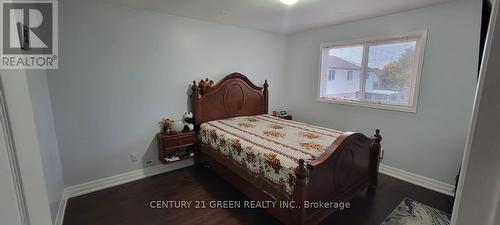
[183,112,194,131]
[159,118,175,134]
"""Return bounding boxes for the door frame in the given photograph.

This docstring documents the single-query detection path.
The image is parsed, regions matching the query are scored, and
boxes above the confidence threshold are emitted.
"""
[450,0,500,224]
[0,77,30,225]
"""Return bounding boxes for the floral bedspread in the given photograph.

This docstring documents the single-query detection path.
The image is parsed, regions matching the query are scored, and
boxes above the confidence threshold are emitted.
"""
[199,114,342,199]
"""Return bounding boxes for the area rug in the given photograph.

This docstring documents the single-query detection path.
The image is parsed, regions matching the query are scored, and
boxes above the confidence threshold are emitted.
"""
[380,198,451,225]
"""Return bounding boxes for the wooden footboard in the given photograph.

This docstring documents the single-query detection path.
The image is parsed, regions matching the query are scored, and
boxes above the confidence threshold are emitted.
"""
[195,129,382,225]
[293,129,382,225]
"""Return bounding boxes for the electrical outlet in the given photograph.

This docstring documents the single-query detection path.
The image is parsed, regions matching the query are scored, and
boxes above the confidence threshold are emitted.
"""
[144,160,153,167]
[379,148,384,160]
[130,153,139,162]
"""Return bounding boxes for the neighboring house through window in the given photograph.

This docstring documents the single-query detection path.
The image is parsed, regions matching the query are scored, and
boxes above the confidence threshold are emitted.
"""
[319,31,427,112]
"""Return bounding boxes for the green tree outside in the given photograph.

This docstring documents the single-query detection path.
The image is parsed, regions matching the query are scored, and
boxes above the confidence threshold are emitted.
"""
[379,48,415,91]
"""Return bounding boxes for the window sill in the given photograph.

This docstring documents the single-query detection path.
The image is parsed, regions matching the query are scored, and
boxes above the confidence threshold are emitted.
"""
[317,98,417,113]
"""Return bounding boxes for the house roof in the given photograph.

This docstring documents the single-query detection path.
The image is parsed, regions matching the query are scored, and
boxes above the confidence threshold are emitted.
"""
[327,55,382,73]
[327,56,360,70]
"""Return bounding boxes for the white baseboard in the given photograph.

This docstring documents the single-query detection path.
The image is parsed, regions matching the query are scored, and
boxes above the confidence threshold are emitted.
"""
[65,160,193,198]
[55,160,192,225]
[379,163,455,196]
[54,191,67,225]
[56,160,451,225]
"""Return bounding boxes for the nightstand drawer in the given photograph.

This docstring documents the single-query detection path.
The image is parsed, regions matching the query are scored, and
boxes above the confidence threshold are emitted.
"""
[164,134,196,150]
[157,131,196,164]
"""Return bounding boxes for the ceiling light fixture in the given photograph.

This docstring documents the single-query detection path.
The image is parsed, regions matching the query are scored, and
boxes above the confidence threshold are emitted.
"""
[280,0,298,5]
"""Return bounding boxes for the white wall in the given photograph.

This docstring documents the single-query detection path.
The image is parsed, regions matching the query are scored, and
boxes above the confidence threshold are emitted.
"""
[283,0,481,184]
[47,0,287,186]
[46,0,482,189]
[26,71,65,223]
[452,0,500,223]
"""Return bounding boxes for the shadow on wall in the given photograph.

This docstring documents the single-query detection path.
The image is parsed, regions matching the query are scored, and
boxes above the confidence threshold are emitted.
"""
[186,83,193,113]
[142,136,158,168]
[141,83,194,168]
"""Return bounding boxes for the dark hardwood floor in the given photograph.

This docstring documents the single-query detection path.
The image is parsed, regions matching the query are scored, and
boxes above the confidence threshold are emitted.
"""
[63,166,453,225]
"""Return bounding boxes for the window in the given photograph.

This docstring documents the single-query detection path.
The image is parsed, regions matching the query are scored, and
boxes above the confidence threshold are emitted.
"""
[319,32,426,112]
[347,71,353,80]
[328,69,336,80]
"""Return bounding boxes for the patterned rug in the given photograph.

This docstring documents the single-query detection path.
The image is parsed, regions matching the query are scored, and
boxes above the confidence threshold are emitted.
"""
[381,198,451,225]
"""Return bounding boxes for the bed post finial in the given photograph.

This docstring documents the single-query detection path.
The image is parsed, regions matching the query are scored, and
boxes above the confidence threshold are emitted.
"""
[294,159,308,225]
[374,129,382,143]
[369,129,382,192]
[263,80,269,114]
[295,159,308,185]
[192,80,200,95]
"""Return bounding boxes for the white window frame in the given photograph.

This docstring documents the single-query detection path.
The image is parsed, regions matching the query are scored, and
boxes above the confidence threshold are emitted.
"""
[318,31,427,113]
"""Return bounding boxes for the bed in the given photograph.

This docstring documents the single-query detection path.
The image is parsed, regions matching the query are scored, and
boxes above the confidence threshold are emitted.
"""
[191,73,382,225]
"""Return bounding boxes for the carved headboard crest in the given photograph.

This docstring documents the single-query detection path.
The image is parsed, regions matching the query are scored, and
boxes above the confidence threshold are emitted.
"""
[191,73,269,127]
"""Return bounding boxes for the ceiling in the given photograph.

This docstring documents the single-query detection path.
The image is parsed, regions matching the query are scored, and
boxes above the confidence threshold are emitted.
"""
[101,0,453,34]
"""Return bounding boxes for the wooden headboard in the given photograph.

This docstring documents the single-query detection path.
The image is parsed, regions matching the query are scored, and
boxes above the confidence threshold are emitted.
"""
[191,73,268,127]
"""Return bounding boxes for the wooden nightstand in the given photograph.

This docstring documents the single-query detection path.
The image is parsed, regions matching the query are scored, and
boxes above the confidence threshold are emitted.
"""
[157,131,196,164]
